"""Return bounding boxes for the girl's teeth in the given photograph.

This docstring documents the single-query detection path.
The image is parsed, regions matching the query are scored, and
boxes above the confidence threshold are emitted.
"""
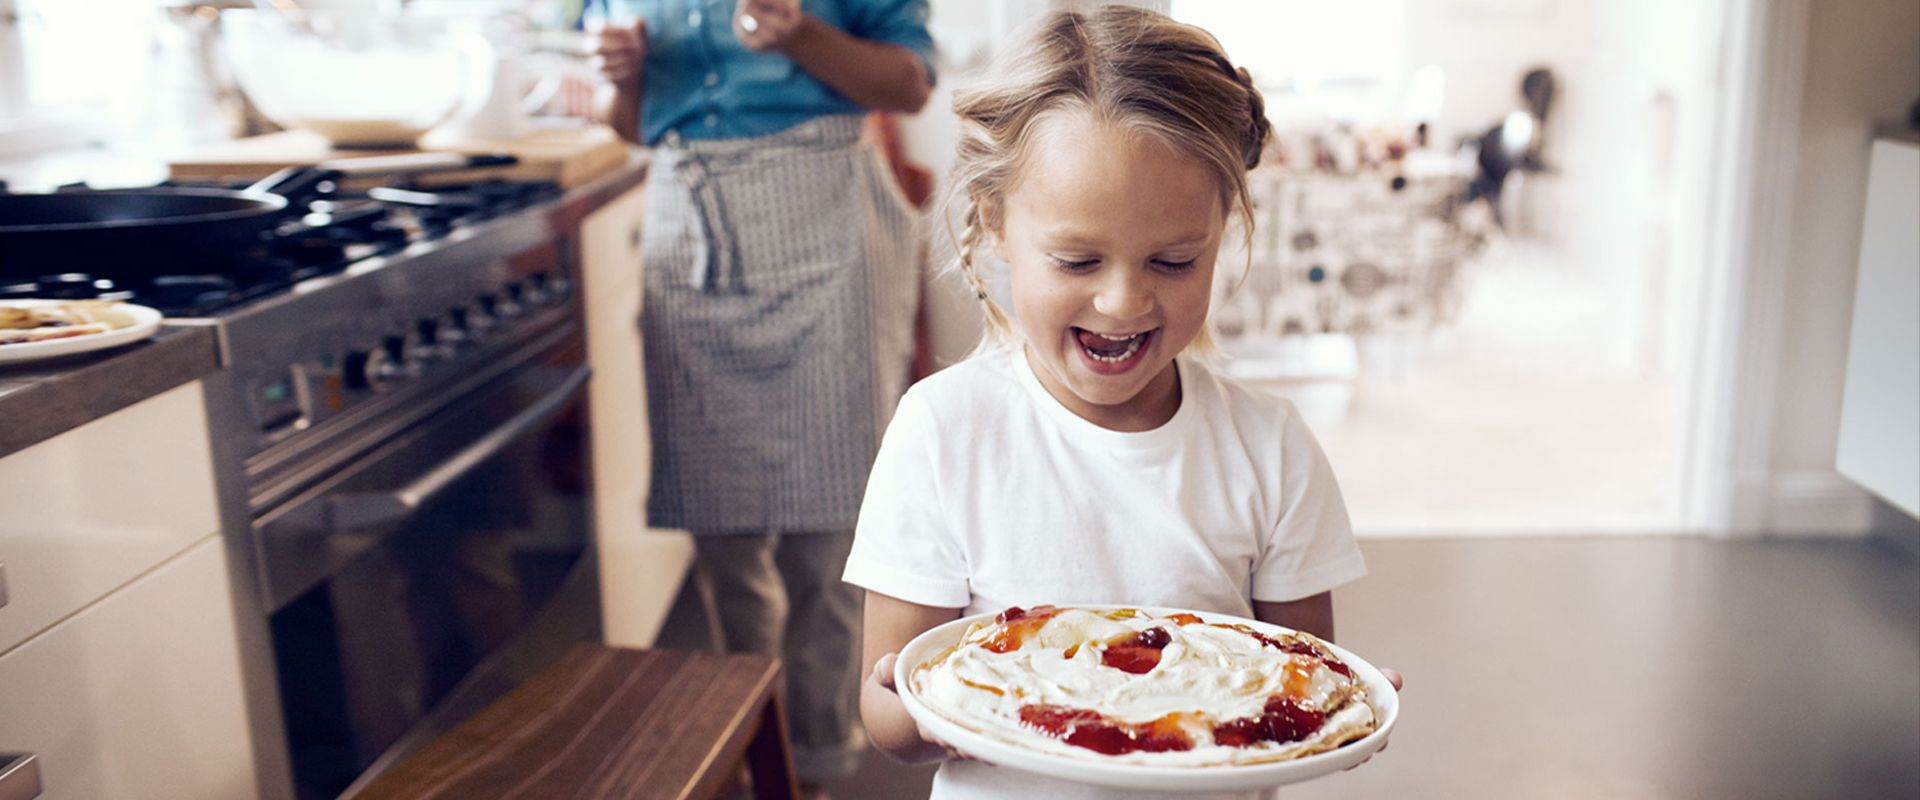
[1081,330,1145,362]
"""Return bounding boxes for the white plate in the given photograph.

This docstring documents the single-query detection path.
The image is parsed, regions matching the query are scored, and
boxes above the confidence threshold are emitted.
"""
[0,300,164,365]
[896,605,1400,794]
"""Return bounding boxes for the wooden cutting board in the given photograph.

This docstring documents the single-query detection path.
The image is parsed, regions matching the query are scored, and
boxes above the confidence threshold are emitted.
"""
[168,125,633,189]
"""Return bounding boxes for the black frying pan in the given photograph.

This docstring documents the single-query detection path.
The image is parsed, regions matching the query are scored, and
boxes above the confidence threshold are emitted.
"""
[0,152,516,282]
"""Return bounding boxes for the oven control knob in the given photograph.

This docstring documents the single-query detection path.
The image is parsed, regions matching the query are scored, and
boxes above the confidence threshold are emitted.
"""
[440,312,471,346]
[476,293,516,323]
[525,271,571,306]
[374,336,422,383]
[493,286,527,319]
[520,273,555,306]
[415,319,454,360]
[450,305,492,340]
[543,272,573,304]
[343,348,388,391]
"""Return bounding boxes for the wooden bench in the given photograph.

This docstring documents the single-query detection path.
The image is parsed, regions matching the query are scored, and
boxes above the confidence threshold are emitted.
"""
[352,644,799,800]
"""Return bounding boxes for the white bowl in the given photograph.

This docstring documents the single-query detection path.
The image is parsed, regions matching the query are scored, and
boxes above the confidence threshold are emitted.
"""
[896,605,1401,794]
[221,10,492,148]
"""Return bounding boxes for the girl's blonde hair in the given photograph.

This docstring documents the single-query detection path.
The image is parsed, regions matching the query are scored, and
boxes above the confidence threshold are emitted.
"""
[945,5,1271,352]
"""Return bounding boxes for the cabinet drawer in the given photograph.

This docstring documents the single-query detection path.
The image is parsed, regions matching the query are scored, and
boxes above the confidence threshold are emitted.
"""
[0,382,220,655]
[0,536,258,800]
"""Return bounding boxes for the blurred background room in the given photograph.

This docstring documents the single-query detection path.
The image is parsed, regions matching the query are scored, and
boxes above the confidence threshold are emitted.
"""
[1,0,1914,799]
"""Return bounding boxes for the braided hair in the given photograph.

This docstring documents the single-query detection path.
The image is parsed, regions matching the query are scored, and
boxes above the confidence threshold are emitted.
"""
[943,5,1270,352]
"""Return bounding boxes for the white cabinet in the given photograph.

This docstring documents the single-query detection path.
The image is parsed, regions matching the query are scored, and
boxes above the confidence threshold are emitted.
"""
[0,537,257,800]
[0,382,258,799]
[1835,137,1919,517]
[0,382,220,654]
[578,173,695,648]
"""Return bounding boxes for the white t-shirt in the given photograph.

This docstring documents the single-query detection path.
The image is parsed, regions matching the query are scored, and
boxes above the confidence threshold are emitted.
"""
[844,347,1367,800]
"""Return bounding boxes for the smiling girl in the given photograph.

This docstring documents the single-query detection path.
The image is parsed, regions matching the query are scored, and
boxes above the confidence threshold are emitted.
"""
[843,7,1392,799]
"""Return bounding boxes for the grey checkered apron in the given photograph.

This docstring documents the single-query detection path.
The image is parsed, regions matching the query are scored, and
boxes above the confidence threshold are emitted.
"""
[641,114,919,533]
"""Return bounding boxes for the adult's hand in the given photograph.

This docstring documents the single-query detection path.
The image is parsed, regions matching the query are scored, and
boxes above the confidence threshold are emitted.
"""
[733,0,802,52]
[590,18,649,94]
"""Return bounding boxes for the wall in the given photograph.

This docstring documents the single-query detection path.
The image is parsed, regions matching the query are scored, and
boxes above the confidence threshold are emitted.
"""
[903,0,1057,366]
[1769,0,1919,530]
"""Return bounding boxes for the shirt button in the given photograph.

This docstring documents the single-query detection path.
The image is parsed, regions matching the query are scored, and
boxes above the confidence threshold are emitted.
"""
[688,10,703,26]
[704,72,720,87]
[704,113,719,127]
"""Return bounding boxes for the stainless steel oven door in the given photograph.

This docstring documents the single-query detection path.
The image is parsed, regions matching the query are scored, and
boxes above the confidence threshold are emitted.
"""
[251,323,597,800]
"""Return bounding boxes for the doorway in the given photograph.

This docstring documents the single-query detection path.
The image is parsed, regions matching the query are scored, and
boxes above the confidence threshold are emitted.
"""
[1170,0,1726,535]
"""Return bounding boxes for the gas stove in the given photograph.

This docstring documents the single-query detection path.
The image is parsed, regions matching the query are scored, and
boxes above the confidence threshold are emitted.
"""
[0,178,562,317]
[145,174,609,800]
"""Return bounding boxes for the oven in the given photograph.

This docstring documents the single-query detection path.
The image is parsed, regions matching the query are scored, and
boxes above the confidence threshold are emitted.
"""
[181,186,605,800]
[253,322,592,799]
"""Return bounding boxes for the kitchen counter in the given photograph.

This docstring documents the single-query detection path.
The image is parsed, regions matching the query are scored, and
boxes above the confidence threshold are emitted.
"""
[0,148,650,462]
[0,324,222,459]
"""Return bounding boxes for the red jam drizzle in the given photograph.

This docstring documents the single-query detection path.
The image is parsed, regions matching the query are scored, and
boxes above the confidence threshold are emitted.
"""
[1210,695,1327,747]
[994,610,1350,757]
[1225,624,1358,680]
[986,605,1062,653]
[1019,705,1197,755]
[1021,695,1330,755]
[1099,626,1171,674]
[1277,640,1354,679]
[1220,623,1288,652]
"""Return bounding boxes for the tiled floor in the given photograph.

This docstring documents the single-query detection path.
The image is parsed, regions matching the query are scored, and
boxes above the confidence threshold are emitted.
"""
[780,533,1920,800]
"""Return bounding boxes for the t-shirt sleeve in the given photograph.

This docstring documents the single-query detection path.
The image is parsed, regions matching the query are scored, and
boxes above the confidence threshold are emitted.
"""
[1252,404,1367,602]
[845,0,938,85]
[844,389,971,608]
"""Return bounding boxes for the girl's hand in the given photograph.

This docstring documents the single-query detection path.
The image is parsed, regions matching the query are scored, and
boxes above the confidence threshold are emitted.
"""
[871,652,974,762]
[733,0,803,52]
[589,18,648,93]
[1344,667,1403,771]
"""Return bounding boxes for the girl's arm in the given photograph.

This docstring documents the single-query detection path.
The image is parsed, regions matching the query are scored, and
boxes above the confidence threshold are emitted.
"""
[861,591,962,763]
[1254,591,1336,641]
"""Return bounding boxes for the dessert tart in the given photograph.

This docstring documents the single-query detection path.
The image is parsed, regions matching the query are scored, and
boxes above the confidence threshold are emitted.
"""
[909,605,1379,767]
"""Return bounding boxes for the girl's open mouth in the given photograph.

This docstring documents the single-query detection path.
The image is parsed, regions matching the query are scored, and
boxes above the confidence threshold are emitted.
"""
[1074,327,1153,373]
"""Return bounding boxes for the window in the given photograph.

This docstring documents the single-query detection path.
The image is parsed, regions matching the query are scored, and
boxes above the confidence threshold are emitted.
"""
[1169,0,1410,124]
[2,0,152,121]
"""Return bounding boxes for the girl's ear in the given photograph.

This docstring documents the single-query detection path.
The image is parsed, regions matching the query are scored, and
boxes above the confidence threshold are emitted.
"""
[977,195,1010,261]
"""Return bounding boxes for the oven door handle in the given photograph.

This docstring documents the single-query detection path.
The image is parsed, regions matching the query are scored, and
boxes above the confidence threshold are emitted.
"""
[318,364,590,532]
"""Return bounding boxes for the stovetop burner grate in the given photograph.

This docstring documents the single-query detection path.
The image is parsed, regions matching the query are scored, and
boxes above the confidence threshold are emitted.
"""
[0,178,561,317]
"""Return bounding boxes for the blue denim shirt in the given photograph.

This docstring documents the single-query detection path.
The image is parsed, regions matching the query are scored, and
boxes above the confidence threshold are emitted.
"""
[601,0,935,146]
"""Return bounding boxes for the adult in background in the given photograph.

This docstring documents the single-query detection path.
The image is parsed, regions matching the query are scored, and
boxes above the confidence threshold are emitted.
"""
[592,0,933,794]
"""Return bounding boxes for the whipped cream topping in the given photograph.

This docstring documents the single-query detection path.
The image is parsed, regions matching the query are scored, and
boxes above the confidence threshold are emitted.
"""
[911,607,1377,766]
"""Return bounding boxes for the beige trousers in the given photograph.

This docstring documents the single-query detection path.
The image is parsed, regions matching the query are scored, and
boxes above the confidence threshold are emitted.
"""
[691,529,866,784]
